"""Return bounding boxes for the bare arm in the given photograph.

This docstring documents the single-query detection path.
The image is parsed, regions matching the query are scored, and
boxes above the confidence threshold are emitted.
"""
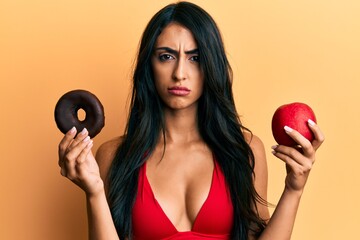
[58,128,120,240]
[86,190,118,240]
[249,121,324,240]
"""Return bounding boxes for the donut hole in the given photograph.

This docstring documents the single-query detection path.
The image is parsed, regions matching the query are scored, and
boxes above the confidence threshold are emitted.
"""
[77,108,86,122]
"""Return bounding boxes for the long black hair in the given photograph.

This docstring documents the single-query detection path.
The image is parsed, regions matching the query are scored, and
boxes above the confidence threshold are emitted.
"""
[108,2,267,239]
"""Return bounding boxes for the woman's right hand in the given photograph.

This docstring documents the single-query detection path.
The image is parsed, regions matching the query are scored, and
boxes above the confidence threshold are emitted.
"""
[58,127,104,197]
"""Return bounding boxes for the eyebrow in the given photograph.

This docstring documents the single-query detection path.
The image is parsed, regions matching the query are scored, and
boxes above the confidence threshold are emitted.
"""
[154,47,199,55]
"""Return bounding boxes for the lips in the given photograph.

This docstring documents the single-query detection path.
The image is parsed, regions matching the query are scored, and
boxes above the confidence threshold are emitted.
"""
[168,86,191,96]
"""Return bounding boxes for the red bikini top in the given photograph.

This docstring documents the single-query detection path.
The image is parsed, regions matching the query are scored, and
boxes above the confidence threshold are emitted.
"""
[132,160,234,240]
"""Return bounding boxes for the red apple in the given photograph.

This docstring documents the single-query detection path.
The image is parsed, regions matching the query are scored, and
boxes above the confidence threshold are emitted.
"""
[271,102,316,146]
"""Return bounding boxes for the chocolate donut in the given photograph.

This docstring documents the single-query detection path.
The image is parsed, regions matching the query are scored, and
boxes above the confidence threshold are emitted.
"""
[54,89,105,138]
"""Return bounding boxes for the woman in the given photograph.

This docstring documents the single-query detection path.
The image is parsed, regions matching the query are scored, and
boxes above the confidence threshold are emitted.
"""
[58,2,324,240]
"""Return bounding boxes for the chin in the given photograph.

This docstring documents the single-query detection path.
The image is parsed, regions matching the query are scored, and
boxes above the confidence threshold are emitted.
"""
[164,101,198,111]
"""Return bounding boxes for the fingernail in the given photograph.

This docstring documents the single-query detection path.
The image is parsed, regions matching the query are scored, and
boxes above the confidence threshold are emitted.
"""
[271,145,278,150]
[271,150,276,155]
[80,128,87,135]
[308,119,316,126]
[83,136,90,142]
[284,126,293,133]
[69,126,76,134]
[87,140,93,147]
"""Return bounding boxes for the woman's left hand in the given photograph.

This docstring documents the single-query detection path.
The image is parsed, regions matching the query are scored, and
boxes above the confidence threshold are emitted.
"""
[272,119,325,194]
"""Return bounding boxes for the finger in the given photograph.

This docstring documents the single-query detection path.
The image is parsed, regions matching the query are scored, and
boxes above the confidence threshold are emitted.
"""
[272,144,309,166]
[283,126,312,147]
[75,139,93,165]
[58,127,77,166]
[60,168,66,177]
[284,126,315,158]
[67,128,89,153]
[307,119,325,150]
[74,141,94,179]
[272,147,313,174]
[272,149,300,170]
[64,135,92,179]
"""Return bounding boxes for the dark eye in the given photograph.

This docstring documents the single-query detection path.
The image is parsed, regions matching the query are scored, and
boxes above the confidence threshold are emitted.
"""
[159,54,174,62]
[190,55,200,62]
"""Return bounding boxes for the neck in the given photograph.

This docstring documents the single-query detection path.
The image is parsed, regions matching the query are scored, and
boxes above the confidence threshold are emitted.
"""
[161,106,201,144]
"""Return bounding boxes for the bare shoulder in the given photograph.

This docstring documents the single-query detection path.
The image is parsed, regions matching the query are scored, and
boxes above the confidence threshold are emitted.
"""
[243,130,270,220]
[243,130,265,154]
[96,136,124,189]
[243,130,267,178]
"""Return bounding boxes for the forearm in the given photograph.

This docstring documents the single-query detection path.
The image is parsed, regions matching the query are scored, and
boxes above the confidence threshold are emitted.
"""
[86,191,119,240]
[258,188,303,240]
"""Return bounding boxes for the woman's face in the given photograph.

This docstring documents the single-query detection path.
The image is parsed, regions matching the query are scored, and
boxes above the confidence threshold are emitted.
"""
[151,23,204,111]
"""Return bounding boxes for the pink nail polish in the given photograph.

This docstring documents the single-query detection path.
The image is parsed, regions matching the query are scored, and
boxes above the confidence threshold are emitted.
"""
[308,119,316,126]
[69,126,76,133]
[80,128,87,135]
[284,126,293,133]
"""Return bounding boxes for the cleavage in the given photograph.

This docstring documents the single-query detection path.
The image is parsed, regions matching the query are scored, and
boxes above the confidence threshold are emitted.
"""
[145,160,214,231]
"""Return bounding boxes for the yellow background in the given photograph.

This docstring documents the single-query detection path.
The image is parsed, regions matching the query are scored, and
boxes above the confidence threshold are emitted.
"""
[1,0,359,239]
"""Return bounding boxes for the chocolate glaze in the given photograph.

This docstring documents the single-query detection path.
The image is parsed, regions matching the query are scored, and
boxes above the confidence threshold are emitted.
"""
[55,89,105,138]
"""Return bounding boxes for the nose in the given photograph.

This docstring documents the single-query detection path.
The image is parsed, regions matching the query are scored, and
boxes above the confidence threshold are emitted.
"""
[172,59,186,81]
